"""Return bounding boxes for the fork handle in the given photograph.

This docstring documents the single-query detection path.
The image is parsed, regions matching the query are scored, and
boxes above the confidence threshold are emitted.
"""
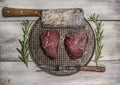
[79,66,105,72]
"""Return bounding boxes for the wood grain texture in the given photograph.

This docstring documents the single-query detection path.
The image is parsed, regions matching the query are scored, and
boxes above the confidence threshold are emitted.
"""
[0,0,119,85]
[0,22,32,61]
[0,0,120,21]
[2,7,41,17]
[0,21,120,61]
[0,61,119,85]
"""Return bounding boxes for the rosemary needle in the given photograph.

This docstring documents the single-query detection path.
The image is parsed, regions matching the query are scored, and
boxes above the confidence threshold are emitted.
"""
[90,14,104,66]
[16,20,32,67]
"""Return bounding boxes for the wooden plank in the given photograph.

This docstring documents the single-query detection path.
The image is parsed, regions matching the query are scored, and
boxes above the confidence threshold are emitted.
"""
[90,21,120,60]
[0,0,120,21]
[0,22,23,61]
[0,60,119,85]
[0,21,120,61]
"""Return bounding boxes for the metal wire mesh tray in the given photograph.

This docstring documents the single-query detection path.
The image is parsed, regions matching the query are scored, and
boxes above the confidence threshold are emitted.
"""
[29,18,95,76]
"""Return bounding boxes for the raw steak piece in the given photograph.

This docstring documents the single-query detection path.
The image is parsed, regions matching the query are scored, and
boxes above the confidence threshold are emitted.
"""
[41,30,60,59]
[64,33,88,60]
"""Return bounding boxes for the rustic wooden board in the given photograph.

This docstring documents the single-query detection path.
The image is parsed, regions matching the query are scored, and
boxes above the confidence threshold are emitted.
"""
[0,0,120,21]
[0,61,119,85]
[0,0,120,85]
[0,21,120,61]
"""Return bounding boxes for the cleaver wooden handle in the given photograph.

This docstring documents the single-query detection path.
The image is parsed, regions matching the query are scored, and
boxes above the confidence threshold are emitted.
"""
[79,66,105,72]
[2,7,41,17]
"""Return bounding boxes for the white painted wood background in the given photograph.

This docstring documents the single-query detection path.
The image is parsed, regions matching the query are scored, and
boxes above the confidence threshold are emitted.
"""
[0,0,120,85]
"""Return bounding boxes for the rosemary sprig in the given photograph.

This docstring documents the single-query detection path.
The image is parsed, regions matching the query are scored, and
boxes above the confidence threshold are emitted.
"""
[90,14,104,66]
[16,20,32,67]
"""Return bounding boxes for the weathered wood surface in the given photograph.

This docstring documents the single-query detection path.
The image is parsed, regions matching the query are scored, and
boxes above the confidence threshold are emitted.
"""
[0,0,120,85]
[0,0,120,21]
[0,61,119,85]
[0,21,120,61]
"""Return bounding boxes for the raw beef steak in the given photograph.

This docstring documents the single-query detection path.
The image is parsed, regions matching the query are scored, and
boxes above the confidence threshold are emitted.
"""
[41,30,60,59]
[64,33,88,60]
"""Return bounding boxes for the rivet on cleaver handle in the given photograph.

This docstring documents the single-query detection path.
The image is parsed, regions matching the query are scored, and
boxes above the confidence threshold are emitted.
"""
[2,7,42,17]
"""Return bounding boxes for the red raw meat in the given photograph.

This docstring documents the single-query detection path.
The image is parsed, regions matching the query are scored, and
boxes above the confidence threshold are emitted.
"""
[41,30,60,59]
[64,33,88,60]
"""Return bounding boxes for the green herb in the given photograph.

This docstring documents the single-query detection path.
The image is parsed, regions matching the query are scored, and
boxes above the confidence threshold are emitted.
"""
[89,14,104,66]
[16,20,32,67]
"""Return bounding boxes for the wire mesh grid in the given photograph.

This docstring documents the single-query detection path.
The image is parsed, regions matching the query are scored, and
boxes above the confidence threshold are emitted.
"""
[29,18,95,76]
